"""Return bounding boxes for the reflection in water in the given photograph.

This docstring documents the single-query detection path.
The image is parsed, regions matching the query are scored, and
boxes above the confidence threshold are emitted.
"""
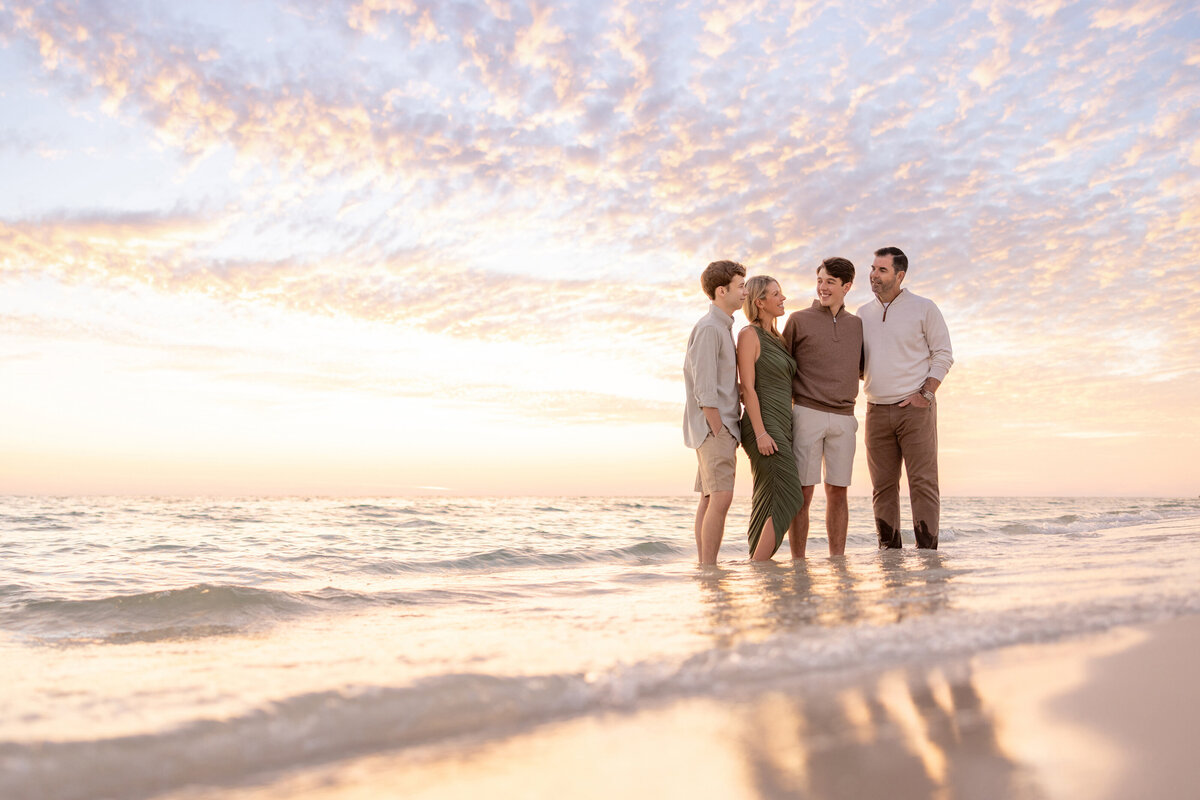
[876,549,952,621]
[741,663,1042,800]
[693,551,956,648]
[694,567,739,649]
[691,553,1008,797]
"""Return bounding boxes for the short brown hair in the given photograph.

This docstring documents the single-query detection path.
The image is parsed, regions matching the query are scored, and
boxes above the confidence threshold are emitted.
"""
[818,257,855,284]
[874,246,908,273]
[701,260,746,299]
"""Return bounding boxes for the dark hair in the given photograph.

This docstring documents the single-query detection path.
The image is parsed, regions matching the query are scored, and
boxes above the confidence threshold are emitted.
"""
[818,257,854,284]
[873,246,908,274]
[701,260,746,299]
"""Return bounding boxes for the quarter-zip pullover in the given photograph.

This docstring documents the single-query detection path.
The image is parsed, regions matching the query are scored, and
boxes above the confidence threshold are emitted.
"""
[857,289,954,404]
[781,300,863,415]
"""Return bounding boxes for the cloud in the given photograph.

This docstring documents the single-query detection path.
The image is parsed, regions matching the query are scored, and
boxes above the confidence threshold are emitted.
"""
[1090,0,1176,30]
[0,207,694,368]
[1,0,1198,462]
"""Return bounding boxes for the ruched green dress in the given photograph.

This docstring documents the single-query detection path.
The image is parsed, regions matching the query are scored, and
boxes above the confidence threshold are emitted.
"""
[740,325,804,557]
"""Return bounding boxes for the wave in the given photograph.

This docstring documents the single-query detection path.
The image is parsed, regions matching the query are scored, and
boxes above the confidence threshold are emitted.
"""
[390,518,446,529]
[340,503,424,517]
[0,673,596,800]
[0,539,686,642]
[2,576,640,644]
[365,540,686,574]
[611,501,680,511]
[945,504,1200,540]
[2,516,77,531]
[0,584,381,644]
[5,594,1199,800]
[0,583,34,603]
[21,583,310,617]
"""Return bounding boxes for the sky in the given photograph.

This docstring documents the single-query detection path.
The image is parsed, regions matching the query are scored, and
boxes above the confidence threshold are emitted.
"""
[1,0,1197,497]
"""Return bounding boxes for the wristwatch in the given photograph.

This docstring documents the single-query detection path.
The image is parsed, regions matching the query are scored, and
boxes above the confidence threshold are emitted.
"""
[920,389,935,403]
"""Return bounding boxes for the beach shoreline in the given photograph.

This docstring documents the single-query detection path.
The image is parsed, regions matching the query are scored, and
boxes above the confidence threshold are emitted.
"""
[5,497,1198,800]
[160,613,1200,800]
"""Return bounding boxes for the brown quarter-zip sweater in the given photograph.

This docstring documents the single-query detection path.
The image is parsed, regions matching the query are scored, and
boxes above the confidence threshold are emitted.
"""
[781,300,863,415]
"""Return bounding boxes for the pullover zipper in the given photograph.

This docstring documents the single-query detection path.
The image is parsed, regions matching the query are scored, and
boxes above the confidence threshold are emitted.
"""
[881,289,902,322]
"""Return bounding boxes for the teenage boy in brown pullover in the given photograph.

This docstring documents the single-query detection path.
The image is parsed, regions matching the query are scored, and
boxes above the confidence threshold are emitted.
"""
[780,257,863,557]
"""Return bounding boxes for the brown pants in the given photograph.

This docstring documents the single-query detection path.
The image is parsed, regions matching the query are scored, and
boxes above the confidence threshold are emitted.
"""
[865,400,940,549]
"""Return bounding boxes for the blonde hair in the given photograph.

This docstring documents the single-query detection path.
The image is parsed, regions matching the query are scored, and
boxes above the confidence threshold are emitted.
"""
[743,275,782,339]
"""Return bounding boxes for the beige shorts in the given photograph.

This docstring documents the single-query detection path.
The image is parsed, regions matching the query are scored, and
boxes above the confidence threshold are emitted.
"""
[694,425,738,495]
[792,406,857,487]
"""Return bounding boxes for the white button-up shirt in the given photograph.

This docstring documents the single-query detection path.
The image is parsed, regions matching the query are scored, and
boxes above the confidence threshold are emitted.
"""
[683,304,741,448]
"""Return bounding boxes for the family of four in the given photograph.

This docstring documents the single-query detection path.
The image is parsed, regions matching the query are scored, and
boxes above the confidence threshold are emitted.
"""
[683,248,954,564]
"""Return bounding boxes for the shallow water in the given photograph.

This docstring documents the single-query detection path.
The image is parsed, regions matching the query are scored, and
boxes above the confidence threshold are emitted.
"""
[2,496,1198,800]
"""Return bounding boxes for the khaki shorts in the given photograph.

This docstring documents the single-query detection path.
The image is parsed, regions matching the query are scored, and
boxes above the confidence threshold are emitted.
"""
[694,425,738,495]
[792,406,857,487]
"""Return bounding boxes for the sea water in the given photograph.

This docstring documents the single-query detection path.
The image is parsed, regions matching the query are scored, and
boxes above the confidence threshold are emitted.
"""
[2,495,1199,800]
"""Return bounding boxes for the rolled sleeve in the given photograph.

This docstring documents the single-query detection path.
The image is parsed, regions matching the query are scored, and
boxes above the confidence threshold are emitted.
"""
[689,326,721,407]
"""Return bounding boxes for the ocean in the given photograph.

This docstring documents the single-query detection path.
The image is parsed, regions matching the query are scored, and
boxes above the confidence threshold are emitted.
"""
[2,495,1199,800]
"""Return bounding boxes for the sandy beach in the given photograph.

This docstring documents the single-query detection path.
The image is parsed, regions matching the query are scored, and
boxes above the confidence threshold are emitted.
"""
[161,613,1199,800]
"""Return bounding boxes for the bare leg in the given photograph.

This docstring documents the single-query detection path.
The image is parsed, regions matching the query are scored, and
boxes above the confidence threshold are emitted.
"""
[825,483,848,556]
[787,485,816,559]
[695,494,710,558]
[699,491,732,564]
[751,516,778,561]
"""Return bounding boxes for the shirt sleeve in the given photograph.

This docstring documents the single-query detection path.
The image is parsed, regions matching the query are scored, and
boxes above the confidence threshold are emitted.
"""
[925,303,954,382]
[687,325,722,408]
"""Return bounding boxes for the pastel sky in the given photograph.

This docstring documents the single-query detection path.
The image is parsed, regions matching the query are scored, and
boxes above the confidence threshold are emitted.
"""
[1,0,1197,497]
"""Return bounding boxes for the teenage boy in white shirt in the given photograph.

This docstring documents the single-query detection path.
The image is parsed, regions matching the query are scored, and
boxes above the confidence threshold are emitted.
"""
[683,260,747,563]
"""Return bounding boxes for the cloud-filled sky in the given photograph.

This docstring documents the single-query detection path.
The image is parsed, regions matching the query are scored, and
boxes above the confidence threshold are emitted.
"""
[1,0,1197,496]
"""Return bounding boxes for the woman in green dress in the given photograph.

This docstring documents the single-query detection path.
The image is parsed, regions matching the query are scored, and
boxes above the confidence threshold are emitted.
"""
[737,275,804,560]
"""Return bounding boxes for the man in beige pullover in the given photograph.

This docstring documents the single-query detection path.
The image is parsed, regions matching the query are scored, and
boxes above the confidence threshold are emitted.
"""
[781,257,863,557]
[859,247,953,549]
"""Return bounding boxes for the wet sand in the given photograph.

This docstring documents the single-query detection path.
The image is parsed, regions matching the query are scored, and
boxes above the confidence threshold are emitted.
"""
[167,613,1200,800]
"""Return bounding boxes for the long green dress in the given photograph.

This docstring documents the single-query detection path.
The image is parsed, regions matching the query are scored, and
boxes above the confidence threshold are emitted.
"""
[740,325,804,557]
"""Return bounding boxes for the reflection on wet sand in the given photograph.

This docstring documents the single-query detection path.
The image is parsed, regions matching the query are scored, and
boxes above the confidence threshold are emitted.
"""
[248,652,1053,800]
[740,662,1041,800]
[691,554,1029,798]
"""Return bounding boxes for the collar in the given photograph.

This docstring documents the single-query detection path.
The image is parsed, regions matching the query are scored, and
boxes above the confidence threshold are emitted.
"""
[709,303,735,328]
[876,288,906,307]
[810,299,843,317]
